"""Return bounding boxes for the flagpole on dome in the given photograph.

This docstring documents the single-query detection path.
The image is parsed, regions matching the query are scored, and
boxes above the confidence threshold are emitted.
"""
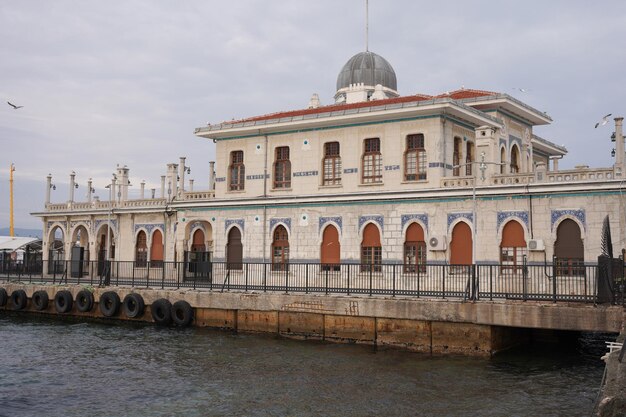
[365,0,369,52]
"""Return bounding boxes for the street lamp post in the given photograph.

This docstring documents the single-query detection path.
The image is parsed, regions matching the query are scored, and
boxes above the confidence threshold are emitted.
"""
[102,173,117,286]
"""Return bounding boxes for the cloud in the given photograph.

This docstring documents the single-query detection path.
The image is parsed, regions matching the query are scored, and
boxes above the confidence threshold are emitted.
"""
[1,0,625,229]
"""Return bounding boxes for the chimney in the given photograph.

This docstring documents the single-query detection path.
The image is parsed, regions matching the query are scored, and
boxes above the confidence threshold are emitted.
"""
[69,171,76,203]
[140,180,146,199]
[615,117,624,175]
[87,178,93,203]
[160,176,166,198]
[45,174,52,206]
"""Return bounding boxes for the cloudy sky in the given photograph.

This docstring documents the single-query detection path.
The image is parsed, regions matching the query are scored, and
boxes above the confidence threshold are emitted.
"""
[1,0,625,229]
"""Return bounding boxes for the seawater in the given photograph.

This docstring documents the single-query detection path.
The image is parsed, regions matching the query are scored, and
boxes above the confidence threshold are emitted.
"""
[0,314,609,417]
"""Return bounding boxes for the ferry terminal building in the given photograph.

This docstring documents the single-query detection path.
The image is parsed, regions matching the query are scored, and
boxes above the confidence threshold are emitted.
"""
[34,50,626,277]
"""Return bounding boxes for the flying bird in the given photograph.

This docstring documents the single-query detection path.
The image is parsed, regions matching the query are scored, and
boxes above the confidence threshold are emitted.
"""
[513,87,530,93]
[7,101,23,110]
[595,113,612,128]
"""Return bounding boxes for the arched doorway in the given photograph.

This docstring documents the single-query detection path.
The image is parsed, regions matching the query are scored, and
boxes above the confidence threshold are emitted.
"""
[271,225,289,271]
[226,227,243,270]
[321,225,340,271]
[151,230,164,267]
[135,231,148,267]
[404,223,426,273]
[48,226,65,274]
[450,222,472,267]
[188,228,210,275]
[70,225,89,277]
[555,219,584,276]
[500,220,526,274]
[361,223,382,272]
[96,224,115,277]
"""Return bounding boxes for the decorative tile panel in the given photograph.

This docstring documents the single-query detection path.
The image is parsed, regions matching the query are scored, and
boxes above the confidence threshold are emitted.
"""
[551,209,586,231]
[293,170,318,177]
[401,214,429,231]
[428,162,453,170]
[215,177,226,182]
[343,168,358,174]
[246,174,269,180]
[384,165,400,171]
[134,223,164,235]
[270,217,291,233]
[319,216,343,233]
[46,221,67,232]
[94,219,117,232]
[188,221,206,232]
[359,215,383,231]
[496,211,529,231]
[447,212,473,230]
[225,218,244,232]
[70,220,91,230]
[509,134,522,149]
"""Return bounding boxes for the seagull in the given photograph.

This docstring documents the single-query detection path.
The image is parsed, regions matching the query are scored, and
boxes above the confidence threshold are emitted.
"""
[595,113,612,128]
[513,87,530,93]
[7,101,23,109]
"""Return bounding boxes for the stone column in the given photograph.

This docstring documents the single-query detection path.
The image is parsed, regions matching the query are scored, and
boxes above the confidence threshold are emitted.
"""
[151,188,156,199]
[179,157,186,194]
[140,180,146,199]
[160,176,166,198]
[189,179,194,192]
[45,174,52,206]
[87,178,93,203]
[551,157,559,171]
[209,161,215,190]
[69,171,76,203]
[111,175,117,207]
[615,117,624,175]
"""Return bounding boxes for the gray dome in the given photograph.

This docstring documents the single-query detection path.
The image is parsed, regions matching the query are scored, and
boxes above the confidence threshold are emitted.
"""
[336,51,397,91]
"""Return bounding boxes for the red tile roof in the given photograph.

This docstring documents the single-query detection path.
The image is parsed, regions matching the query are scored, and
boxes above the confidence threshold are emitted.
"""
[221,89,498,125]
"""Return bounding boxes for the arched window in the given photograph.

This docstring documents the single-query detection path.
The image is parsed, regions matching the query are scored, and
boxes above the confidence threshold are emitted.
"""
[500,147,506,174]
[404,223,426,273]
[229,150,245,191]
[510,145,520,173]
[404,134,427,181]
[151,230,164,267]
[272,226,289,271]
[226,227,243,270]
[500,221,526,274]
[555,219,584,276]
[135,231,147,267]
[321,225,340,271]
[453,137,462,176]
[361,223,382,272]
[323,142,341,185]
[465,141,475,176]
[273,146,291,189]
[362,138,382,184]
[450,222,472,268]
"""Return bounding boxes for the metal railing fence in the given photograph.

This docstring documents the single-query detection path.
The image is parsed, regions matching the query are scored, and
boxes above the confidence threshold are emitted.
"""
[0,259,622,304]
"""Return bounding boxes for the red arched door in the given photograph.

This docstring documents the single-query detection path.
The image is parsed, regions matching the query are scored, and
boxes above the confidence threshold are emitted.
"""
[272,226,289,271]
[404,223,426,273]
[226,227,243,270]
[321,225,340,271]
[135,231,147,267]
[450,222,472,266]
[500,221,526,274]
[361,223,382,272]
[151,230,164,266]
[555,219,584,276]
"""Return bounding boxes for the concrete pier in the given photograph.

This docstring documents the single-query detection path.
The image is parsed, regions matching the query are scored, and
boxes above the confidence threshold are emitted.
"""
[1,283,623,356]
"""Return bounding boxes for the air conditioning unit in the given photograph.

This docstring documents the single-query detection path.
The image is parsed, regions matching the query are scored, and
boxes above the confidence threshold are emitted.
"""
[528,239,545,251]
[428,236,447,251]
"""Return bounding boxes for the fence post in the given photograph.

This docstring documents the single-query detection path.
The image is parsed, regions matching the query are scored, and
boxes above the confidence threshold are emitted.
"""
[552,255,557,303]
[472,264,477,301]
[325,267,329,295]
[147,262,150,288]
[263,263,267,293]
[347,264,350,296]
[245,263,248,292]
[442,264,446,299]
[392,264,396,297]
[369,265,373,296]
[523,255,528,302]
[305,263,309,294]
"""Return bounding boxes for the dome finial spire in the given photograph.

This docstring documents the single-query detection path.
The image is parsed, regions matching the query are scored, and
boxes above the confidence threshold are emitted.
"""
[365,0,369,52]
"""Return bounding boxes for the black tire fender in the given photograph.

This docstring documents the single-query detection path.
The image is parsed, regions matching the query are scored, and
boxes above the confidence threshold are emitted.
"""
[75,289,94,313]
[123,293,145,319]
[32,290,49,311]
[151,298,172,326]
[171,300,194,327]
[0,288,7,307]
[54,290,73,313]
[11,289,28,311]
[99,291,121,317]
